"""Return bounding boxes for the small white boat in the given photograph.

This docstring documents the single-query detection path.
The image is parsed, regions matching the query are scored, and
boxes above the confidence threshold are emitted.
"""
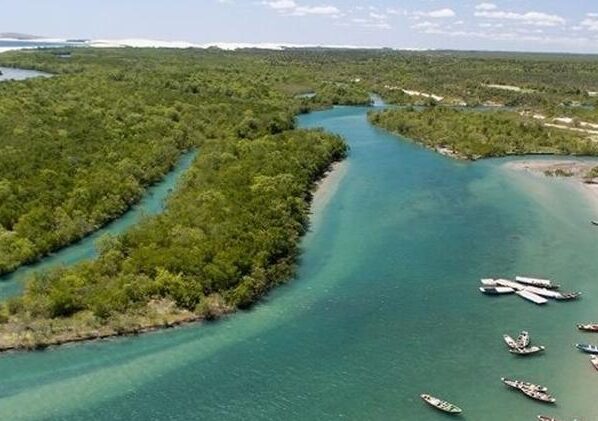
[479,286,515,295]
[576,343,598,354]
[577,323,598,332]
[520,387,556,403]
[501,378,548,392]
[555,291,581,301]
[510,346,545,356]
[480,278,499,286]
[538,416,560,421]
[590,356,598,371]
[523,286,561,299]
[516,331,530,348]
[516,289,548,305]
[503,335,518,349]
[420,394,462,414]
[495,279,526,291]
[515,276,557,289]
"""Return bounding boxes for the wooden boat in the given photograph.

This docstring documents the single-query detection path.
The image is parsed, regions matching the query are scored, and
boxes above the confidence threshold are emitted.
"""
[420,394,462,414]
[479,286,514,295]
[496,279,525,291]
[515,276,557,289]
[503,335,518,349]
[516,289,548,305]
[524,286,561,299]
[591,356,598,371]
[555,291,581,301]
[520,386,556,403]
[480,278,498,286]
[501,378,548,392]
[516,331,530,348]
[509,346,545,356]
[576,343,598,354]
[578,323,598,332]
[538,415,560,421]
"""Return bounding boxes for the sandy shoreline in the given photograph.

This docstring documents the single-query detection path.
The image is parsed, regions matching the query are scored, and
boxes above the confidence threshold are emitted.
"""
[312,160,348,214]
[503,159,598,212]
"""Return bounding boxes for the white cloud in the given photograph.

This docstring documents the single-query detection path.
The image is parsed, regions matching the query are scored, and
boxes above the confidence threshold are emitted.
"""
[475,3,497,11]
[370,12,387,20]
[262,1,339,16]
[412,21,440,30]
[474,10,566,27]
[587,13,598,18]
[581,18,598,31]
[418,8,456,18]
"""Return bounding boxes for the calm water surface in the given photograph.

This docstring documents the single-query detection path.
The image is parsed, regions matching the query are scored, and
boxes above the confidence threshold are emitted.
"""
[1,107,597,420]
[0,67,51,81]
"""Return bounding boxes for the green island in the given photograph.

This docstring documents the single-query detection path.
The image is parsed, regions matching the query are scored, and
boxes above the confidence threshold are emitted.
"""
[1,47,598,349]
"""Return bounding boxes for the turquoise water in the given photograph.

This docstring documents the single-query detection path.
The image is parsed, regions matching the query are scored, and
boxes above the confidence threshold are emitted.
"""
[0,151,197,298]
[1,107,598,420]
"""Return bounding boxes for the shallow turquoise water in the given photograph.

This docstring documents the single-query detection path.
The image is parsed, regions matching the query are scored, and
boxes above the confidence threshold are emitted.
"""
[0,151,197,298]
[1,107,598,420]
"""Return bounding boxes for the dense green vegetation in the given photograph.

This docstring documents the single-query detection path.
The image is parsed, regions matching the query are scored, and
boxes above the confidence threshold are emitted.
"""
[0,48,349,348]
[2,47,598,348]
[369,107,598,159]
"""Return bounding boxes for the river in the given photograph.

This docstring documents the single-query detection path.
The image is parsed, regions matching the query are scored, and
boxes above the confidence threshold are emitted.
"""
[0,106,597,420]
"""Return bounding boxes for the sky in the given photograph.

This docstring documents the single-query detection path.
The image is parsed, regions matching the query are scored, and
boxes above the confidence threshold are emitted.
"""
[1,0,598,53]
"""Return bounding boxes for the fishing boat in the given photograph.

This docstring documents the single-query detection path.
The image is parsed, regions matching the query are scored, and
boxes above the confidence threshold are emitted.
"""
[503,335,518,349]
[500,378,548,392]
[480,278,498,286]
[516,289,548,305]
[495,279,525,291]
[538,415,560,421]
[577,323,598,332]
[520,387,556,403]
[509,346,545,356]
[524,286,561,299]
[554,291,581,301]
[591,356,598,371]
[515,276,558,289]
[479,286,515,295]
[516,331,530,348]
[420,394,462,414]
[576,343,598,354]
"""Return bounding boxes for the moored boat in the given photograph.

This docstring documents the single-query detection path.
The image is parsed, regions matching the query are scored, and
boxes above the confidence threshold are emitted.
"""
[591,356,598,371]
[555,291,581,301]
[516,331,530,348]
[509,346,545,356]
[500,378,548,392]
[420,394,462,414]
[591,220,598,226]
[495,279,525,291]
[519,386,556,403]
[480,278,498,286]
[503,335,518,349]
[515,276,557,289]
[524,286,561,299]
[538,415,560,421]
[578,323,598,332]
[576,343,598,354]
[516,289,548,305]
[479,286,515,295]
